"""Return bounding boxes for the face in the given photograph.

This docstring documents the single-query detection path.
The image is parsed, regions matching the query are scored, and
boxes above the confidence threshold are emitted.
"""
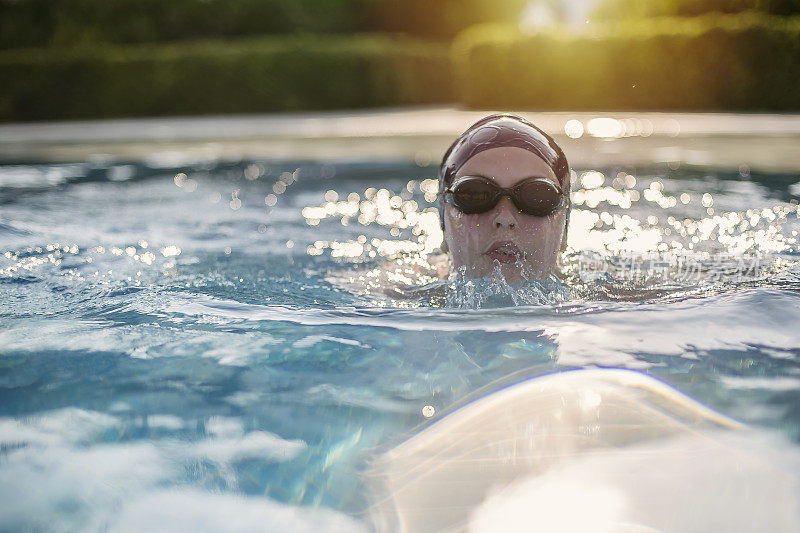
[442,147,567,282]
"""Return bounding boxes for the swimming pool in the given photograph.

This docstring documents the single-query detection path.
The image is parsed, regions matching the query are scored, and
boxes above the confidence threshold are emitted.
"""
[2,120,800,530]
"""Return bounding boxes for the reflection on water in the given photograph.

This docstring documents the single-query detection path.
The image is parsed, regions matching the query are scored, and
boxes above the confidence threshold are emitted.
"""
[369,370,800,533]
[292,165,799,306]
[1,157,800,531]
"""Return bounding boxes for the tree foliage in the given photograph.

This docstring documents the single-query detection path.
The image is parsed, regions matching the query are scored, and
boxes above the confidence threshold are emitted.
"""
[0,34,452,120]
[593,0,800,20]
[455,14,800,111]
[0,0,528,50]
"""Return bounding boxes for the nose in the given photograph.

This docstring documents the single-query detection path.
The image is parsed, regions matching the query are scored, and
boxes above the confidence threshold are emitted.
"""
[493,197,517,229]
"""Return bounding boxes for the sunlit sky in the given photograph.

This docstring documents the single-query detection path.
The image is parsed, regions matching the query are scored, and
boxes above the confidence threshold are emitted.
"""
[559,0,597,24]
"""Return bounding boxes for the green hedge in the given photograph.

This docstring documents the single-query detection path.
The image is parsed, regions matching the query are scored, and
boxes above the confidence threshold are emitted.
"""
[0,0,528,50]
[0,34,452,121]
[368,0,526,40]
[0,0,373,50]
[454,14,800,111]
[593,0,800,20]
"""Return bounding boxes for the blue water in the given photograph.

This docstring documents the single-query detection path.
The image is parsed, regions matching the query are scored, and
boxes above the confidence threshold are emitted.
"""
[2,156,800,531]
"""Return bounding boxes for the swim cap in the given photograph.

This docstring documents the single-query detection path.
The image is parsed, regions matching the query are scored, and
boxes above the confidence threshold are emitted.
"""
[438,113,571,231]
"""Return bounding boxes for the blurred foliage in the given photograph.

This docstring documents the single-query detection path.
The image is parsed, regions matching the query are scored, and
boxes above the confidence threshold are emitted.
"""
[3,1,798,117]
[593,0,800,19]
[370,0,527,39]
[0,34,452,120]
[0,0,528,50]
[0,0,371,49]
[454,13,800,111]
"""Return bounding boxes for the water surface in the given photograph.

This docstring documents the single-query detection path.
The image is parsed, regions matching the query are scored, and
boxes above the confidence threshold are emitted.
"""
[2,156,800,531]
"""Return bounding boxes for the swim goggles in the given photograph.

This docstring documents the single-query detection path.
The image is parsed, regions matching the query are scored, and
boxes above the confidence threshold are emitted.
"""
[439,175,567,217]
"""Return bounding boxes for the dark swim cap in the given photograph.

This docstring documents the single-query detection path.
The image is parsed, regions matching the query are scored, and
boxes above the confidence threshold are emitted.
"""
[438,113,571,231]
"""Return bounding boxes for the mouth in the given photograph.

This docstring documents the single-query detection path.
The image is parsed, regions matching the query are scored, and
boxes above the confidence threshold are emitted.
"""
[485,241,522,264]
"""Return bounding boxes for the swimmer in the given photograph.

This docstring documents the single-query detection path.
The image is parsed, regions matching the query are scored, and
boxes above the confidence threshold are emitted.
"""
[438,114,571,282]
[327,113,570,298]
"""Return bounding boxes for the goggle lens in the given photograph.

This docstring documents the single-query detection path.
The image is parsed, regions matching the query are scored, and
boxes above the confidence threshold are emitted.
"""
[451,179,498,214]
[446,176,565,217]
[514,179,563,217]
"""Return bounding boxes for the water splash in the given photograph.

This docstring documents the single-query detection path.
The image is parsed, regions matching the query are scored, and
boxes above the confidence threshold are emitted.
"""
[446,267,570,309]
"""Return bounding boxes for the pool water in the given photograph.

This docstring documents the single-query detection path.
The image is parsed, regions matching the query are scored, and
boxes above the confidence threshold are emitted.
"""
[2,156,800,531]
